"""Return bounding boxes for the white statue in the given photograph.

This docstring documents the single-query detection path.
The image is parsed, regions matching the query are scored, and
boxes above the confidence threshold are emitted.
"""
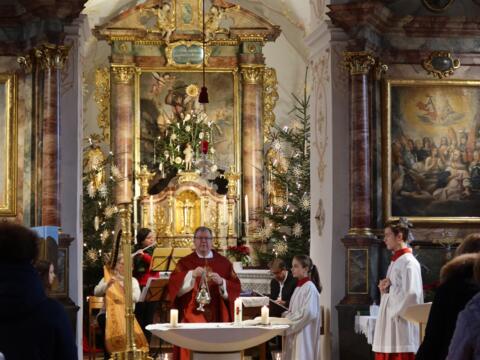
[184,143,194,171]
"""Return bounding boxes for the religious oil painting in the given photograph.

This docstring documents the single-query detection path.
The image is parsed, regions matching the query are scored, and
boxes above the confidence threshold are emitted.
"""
[137,69,238,179]
[383,79,480,223]
[0,73,17,216]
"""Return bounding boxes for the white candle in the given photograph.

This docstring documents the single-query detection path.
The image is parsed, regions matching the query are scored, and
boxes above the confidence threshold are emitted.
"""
[223,195,228,222]
[149,195,154,225]
[244,195,249,223]
[234,298,242,325]
[261,305,269,325]
[170,309,178,327]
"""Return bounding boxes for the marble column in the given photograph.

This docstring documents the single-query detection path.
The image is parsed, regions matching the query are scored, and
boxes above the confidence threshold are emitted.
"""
[340,51,381,307]
[111,65,135,205]
[240,63,265,233]
[344,51,376,237]
[38,44,70,226]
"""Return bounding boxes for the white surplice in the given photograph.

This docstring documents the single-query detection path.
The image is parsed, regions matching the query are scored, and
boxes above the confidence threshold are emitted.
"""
[372,252,423,353]
[283,281,321,360]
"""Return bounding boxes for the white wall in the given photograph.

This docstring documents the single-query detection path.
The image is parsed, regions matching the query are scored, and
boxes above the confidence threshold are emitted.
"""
[61,15,90,358]
[307,19,349,360]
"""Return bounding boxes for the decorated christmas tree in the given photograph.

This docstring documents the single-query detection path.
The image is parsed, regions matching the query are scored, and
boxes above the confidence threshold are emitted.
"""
[82,135,120,293]
[256,70,311,267]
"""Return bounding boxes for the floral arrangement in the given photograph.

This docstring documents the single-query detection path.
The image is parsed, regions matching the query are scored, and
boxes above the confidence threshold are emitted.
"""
[227,245,251,266]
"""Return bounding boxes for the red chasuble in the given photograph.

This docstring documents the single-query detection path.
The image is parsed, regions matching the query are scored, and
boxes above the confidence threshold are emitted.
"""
[168,251,241,360]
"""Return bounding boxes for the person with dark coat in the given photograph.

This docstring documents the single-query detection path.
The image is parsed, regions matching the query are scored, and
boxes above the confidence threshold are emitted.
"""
[446,254,480,360]
[0,222,77,360]
[269,258,297,317]
[416,233,480,360]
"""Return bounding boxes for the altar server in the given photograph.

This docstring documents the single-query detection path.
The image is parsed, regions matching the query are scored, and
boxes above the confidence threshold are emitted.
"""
[373,218,423,360]
[283,254,322,360]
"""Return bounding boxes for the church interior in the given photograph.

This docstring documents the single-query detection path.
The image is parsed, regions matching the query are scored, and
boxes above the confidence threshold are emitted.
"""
[2,0,480,359]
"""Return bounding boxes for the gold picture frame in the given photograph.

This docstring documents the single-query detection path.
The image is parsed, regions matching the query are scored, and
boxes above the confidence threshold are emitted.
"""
[383,78,480,224]
[173,0,202,32]
[0,73,17,217]
[134,66,241,187]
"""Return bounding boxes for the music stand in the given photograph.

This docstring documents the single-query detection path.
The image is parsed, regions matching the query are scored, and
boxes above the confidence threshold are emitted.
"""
[151,247,174,272]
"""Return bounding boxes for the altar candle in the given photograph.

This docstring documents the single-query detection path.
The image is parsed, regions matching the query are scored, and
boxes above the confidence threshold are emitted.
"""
[223,195,228,221]
[234,298,242,324]
[149,195,154,225]
[261,305,269,325]
[170,309,178,327]
[244,195,249,223]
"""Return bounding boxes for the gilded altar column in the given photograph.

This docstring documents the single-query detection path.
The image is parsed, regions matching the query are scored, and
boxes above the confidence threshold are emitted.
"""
[38,44,70,226]
[344,52,376,237]
[240,60,265,233]
[111,65,136,205]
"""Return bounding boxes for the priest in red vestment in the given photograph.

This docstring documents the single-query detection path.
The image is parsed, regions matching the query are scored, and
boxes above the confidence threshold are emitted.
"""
[168,226,242,360]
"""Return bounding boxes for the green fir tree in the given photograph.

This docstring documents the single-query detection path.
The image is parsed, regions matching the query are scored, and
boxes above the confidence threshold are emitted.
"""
[256,69,311,267]
[82,136,119,294]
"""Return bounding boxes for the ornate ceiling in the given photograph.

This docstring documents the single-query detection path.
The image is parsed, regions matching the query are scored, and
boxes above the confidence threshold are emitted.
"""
[0,0,87,53]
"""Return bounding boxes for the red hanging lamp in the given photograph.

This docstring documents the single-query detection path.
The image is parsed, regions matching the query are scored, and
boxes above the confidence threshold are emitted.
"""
[198,0,209,103]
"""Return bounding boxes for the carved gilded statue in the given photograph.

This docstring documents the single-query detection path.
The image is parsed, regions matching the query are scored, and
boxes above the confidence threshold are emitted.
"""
[84,141,106,192]
[142,0,176,43]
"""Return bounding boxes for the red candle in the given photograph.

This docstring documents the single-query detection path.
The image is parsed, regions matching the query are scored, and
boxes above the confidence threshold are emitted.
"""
[201,140,209,154]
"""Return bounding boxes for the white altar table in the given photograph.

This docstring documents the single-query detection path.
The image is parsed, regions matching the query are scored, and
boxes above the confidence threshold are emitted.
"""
[147,322,289,359]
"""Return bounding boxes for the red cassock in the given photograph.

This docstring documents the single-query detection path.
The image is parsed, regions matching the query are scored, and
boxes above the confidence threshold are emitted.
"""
[168,251,242,360]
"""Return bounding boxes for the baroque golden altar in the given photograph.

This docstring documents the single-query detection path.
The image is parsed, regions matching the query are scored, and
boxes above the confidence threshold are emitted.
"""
[138,170,239,250]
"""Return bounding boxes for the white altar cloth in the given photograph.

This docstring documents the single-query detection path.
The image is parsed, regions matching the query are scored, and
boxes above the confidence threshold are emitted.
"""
[146,322,289,352]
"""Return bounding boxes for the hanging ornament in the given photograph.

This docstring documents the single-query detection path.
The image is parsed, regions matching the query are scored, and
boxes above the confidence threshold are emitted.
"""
[273,240,288,256]
[86,249,99,262]
[94,216,100,231]
[104,205,117,219]
[292,223,303,238]
[98,183,108,198]
[87,182,96,198]
[293,166,302,177]
[300,193,311,211]
[100,229,109,243]
[272,139,282,151]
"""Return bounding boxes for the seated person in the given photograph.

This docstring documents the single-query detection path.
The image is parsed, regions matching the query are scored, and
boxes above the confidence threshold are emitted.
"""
[269,258,297,317]
[94,253,141,360]
[0,222,77,360]
[34,260,56,294]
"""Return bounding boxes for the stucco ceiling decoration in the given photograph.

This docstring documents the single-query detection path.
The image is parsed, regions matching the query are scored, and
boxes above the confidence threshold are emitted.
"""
[0,0,88,53]
[93,0,280,44]
[328,1,480,57]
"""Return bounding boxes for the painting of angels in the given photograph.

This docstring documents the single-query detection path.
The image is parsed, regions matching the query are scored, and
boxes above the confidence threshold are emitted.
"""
[383,79,480,222]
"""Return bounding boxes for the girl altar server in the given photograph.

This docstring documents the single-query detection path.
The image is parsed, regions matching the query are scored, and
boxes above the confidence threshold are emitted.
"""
[372,218,423,360]
[283,254,322,360]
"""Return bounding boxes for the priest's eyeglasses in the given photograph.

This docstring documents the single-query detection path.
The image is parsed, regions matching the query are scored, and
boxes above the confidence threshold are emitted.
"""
[194,236,212,241]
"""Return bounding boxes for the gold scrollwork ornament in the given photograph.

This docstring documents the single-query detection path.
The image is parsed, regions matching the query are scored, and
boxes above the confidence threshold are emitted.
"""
[263,67,279,141]
[343,51,376,76]
[37,44,71,70]
[422,51,460,79]
[95,67,110,141]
